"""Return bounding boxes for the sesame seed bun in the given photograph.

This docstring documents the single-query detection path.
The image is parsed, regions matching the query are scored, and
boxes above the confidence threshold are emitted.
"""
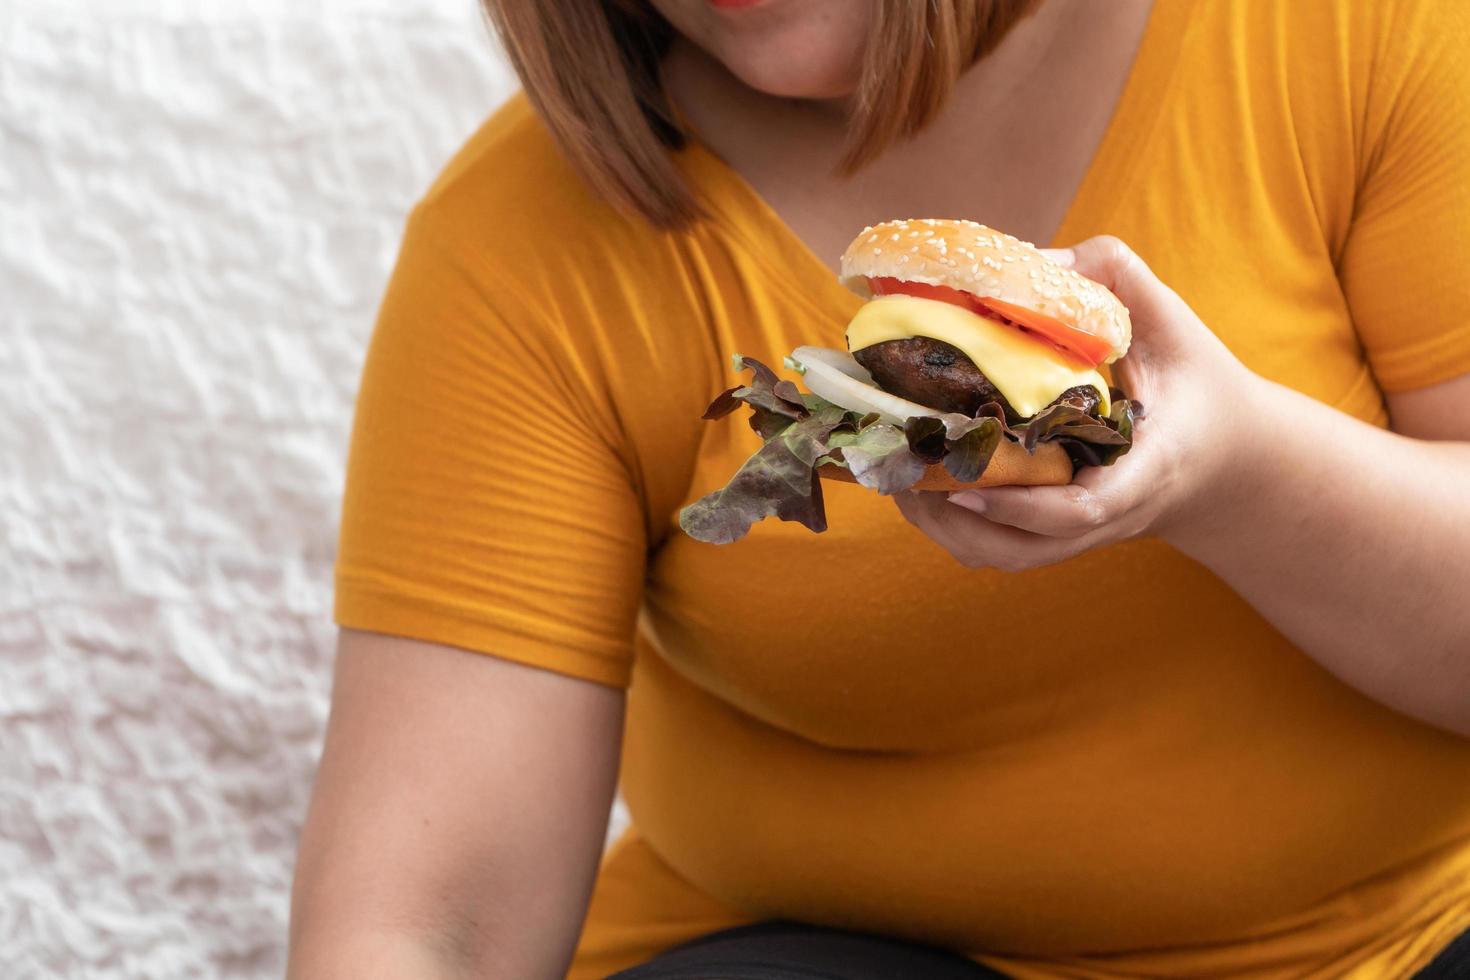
[839,219,1131,364]
[818,438,1072,493]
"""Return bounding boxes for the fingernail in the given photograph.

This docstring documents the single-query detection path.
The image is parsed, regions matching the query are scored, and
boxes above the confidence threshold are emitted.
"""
[948,491,986,513]
[1039,247,1075,268]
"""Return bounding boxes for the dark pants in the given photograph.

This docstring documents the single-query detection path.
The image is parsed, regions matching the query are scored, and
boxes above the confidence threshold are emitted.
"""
[607,920,1470,980]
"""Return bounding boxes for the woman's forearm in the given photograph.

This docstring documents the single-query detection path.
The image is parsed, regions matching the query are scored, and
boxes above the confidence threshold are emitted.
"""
[1166,378,1470,734]
[287,929,471,980]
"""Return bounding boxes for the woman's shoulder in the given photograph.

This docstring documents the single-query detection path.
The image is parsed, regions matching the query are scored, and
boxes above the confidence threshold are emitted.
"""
[383,95,726,488]
[1216,0,1466,80]
[1186,0,1467,190]
[411,94,674,288]
[423,95,588,216]
[1194,0,1462,72]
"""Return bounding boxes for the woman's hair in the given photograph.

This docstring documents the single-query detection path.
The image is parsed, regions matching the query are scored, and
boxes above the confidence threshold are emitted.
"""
[482,1,1040,228]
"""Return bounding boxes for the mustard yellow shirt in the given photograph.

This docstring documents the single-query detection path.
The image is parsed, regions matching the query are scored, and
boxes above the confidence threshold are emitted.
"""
[335,1,1470,975]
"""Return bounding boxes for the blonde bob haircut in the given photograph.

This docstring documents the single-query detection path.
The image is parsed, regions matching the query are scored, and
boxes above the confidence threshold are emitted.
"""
[483,1,1041,228]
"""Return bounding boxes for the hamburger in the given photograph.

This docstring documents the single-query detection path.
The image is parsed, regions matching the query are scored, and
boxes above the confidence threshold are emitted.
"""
[680,219,1140,545]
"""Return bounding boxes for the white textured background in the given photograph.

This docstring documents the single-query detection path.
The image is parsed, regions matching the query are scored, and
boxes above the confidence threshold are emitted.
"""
[0,2,543,976]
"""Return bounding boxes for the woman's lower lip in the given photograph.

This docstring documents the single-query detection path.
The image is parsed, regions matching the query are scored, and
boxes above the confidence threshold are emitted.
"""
[707,0,764,9]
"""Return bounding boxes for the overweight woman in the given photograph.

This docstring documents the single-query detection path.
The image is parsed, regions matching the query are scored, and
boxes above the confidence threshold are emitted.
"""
[287,1,1470,977]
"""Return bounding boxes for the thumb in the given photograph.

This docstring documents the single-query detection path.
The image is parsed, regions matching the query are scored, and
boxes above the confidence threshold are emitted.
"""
[1042,235,1199,359]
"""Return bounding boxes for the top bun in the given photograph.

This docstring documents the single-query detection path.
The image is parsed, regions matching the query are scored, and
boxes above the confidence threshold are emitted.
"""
[839,219,1131,363]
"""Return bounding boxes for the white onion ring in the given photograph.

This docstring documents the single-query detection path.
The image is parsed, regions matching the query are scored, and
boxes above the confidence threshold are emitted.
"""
[789,346,941,426]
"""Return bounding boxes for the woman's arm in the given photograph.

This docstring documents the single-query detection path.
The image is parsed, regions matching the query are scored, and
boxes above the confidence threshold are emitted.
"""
[1164,372,1470,734]
[897,237,1470,737]
[288,629,624,979]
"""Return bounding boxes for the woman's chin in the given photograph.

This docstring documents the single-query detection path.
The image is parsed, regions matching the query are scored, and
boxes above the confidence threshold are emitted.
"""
[718,49,861,101]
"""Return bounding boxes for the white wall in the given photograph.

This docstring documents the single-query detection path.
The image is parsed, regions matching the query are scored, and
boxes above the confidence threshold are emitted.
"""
[0,3,536,976]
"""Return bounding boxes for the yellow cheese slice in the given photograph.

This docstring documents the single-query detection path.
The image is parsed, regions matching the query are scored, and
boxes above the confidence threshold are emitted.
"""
[845,294,1111,418]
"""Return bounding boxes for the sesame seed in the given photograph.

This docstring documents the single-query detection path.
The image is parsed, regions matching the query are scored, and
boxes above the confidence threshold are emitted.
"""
[899,255,909,263]
[873,247,882,255]
[890,233,900,241]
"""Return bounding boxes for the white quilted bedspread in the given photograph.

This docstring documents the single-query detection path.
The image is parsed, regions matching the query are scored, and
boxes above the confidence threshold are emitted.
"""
[0,3,556,975]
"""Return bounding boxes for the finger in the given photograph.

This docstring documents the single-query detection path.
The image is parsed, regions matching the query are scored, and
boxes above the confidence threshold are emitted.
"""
[895,490,1091,571]
[894,489,958,536]
[1060,236,1161,312]
[1036,246,1076,268]
[948,483,1108,539]
[1066,426,1173,542]
[1047,236,1193,360]
[952,413,1164,534]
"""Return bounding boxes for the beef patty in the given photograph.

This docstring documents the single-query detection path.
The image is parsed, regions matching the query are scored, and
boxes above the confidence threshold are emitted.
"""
[852,337,1100,422]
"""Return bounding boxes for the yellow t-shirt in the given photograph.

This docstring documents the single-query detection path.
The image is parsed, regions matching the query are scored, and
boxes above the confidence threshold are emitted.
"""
[334,1,1470,976]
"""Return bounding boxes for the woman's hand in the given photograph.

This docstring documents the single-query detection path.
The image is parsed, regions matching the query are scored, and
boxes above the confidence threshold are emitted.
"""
[897,236,1470,732]
[895,236,1268,572]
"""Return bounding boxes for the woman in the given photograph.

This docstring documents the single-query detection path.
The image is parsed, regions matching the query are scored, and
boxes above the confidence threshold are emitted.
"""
[288,1,1470,977]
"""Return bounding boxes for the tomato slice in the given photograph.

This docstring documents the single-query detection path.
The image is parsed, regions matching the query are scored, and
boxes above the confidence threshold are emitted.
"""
[867,276,1112,367]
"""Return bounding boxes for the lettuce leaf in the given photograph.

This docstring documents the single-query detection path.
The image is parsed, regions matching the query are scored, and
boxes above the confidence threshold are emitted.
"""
[941,417,1004,483]
[677,434,827,545]
[702,354,811,440]
[831,422,927,494]
[678,359,1141,544]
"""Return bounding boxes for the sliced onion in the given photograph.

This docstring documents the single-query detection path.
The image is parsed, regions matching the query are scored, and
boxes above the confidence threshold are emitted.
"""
[791,345,872,382]
[789,346,941,426]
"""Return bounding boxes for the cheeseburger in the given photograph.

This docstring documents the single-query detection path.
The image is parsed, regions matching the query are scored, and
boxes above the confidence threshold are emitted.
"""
[681,219,1140,545]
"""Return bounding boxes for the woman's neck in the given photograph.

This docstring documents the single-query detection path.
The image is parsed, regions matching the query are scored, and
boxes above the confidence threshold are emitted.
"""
[663,0,1155,265]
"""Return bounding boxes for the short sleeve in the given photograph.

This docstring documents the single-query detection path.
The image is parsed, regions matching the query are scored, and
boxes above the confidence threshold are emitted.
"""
[1339,2,1470,393]
[333,204,646,688]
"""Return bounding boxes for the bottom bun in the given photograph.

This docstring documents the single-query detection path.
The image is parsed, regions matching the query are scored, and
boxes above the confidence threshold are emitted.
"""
[820,439,1072,492]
